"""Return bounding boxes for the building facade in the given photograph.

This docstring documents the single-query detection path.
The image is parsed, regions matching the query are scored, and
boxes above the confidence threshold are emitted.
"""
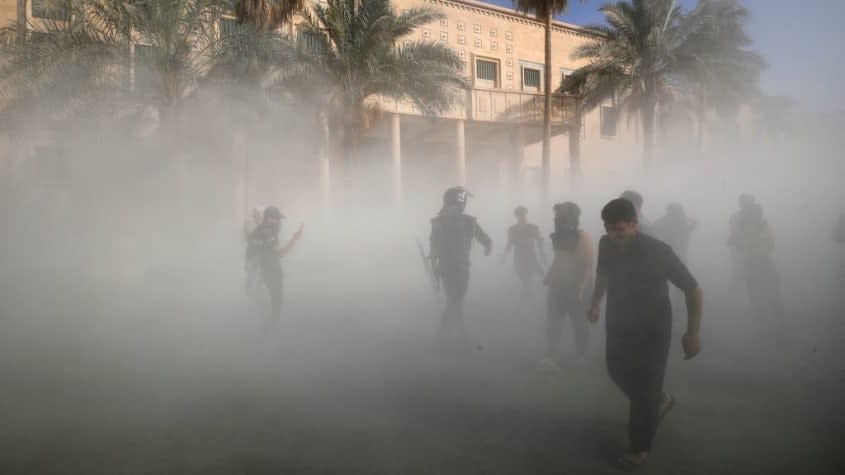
[2,0,639,201]
[365,0,635,197]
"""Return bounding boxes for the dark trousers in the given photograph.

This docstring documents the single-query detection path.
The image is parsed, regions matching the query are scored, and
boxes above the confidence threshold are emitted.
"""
[743,258,784,333]
[439,267,470,341]
[606,319,671,453]
[515,258,542,303]
[261,267,283,325]
[547,286,589,358]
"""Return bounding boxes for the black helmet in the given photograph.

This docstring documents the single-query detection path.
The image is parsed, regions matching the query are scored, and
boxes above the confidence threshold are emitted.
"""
[738,193,755,209]
[553,202,581,220]
[263,206,285,221]
[443,186,472,209]
[620,190,643,209]
[666,202,684,217]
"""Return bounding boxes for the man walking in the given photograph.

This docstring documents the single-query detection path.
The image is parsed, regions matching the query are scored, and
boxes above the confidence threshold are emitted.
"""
[588,198,703,470]
[727,200,785,334]
[430,187,492,344]
[503,206,546,304]
[542,202,593,368]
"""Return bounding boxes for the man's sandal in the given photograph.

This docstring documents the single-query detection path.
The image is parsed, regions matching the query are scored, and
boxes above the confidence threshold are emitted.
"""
[617,453,649,472]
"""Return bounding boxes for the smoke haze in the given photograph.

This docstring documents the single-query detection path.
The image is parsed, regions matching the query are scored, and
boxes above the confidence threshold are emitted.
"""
[1,18,844,475]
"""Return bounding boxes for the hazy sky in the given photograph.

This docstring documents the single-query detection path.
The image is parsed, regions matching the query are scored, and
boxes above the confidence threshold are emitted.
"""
[481,0,845,112]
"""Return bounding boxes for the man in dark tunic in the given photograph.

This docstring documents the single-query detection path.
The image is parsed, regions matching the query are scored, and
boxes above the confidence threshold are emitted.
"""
[503,206,546,303]
[587,198,703,470]
[430,187,492,343]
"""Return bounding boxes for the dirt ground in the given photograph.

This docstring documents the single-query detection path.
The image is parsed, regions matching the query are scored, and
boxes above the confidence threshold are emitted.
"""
[1,271,842,475]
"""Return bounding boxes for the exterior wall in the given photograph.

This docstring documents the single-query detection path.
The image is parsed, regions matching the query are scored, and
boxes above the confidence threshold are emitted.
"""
[395,0,589,94]
[386,0,638,170]
[0,0,19,31]
[0,0,641,169]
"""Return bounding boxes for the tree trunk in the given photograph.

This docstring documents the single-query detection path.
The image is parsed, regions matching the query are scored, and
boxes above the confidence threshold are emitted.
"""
[568,98,581,187]
[695,94,705,152]
[231,132,248,241]
[541,10,552,199]
[317,107,331,209]
[641,96,657,166]
[15,0,26,44]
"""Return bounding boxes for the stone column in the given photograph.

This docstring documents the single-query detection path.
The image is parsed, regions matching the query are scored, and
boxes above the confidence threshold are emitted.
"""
[318,108,331,209]
[509,126,524,194]
[456,119,466,186]
[568,99,582,188]
[231,133,247,235]
[391,113,401,206]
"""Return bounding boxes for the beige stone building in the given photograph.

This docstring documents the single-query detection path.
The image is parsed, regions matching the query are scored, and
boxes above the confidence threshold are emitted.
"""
[360,0,636,198]
[2,0,639,199]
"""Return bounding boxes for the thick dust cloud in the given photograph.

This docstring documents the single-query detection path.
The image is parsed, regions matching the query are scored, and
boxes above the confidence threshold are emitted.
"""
[1,25,844,475]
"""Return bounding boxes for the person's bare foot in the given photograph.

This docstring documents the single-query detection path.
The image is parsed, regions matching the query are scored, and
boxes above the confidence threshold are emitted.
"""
[659,392,675,420]
[617,451,648,471]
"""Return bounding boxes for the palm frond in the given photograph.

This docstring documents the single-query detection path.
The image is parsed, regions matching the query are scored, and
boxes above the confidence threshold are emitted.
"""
[269,0,465,118]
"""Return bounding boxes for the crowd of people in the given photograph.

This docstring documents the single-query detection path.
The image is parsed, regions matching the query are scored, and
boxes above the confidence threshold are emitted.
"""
[239,185,839,471]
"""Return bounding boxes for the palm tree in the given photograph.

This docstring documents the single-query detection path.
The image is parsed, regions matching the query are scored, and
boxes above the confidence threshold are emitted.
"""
[210,1,300,89]
[565,0,762,163]
[0,0,270,230]
[678,0,764,148]
[0,1,124,114]
[0,0,248,118]
[513,0,579,193]
[286,0,467,160]
[234,0,305,32]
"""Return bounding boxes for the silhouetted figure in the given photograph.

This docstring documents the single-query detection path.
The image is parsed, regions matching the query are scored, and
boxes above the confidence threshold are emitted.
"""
[654,203,696,263]
[503,206,545,303]
[728,201,785,334]
[654,203,697,319]
[430,187,492,344]
[245,206,303,327]
[541,202,593,369]
[244,206,264,296]
[620,190,653,235]
[588,198,703,470]
[728,194,756,280]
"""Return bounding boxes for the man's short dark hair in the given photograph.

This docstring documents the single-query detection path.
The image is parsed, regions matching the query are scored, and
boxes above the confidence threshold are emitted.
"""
[620,190,643,209]
[602,198,638,224]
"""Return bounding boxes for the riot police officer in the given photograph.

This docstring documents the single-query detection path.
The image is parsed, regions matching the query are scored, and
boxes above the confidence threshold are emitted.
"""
[429,187,492,343]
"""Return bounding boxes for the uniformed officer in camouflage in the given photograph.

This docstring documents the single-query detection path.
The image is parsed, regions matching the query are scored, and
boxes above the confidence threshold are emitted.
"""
[245,206,303,328]
[429,187,492,343]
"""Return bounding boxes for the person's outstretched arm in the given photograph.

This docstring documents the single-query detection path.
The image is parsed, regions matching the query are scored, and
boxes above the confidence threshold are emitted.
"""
[682,287,703,359]
[475,221,492,256]
[578,232,594,300]
[587,236,607,325]
[279,224,304,257]
[663,243,703,359]
[535,226,547,266]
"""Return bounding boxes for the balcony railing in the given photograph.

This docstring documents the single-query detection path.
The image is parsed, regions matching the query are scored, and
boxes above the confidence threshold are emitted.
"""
[376,88,580,129]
